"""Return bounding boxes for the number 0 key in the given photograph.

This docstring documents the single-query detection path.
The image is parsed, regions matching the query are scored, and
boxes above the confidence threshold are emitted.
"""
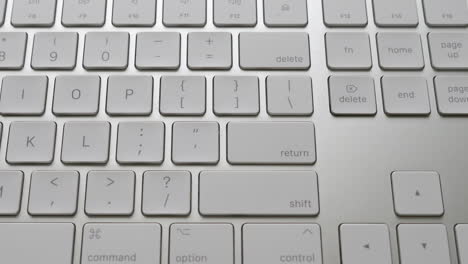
[83,32,129,70]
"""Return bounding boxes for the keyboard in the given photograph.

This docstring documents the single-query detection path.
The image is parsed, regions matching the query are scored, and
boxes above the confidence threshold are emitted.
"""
[0,0,468,263]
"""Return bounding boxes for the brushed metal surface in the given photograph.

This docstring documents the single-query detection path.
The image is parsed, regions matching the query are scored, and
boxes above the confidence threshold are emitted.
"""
[0,0,467,263]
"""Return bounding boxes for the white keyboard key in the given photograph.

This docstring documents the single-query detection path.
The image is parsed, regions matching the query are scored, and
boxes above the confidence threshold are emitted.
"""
[0,171,23,216]
[85,171,135,216]
[199,170,319,216]
[398,224,451,264]
[340,224,392,264]
[163,0,206,27]
[0,223,74,264]
[53,75,101,116]
[377,33,424,70]
[428,33,468,70]
[373,0,418,27]
[82,223,161,264]
[28,171,79,216]
[329,76,377,116]
[435,76,468,115]
[62,0,107,27]
[264,0,308,27]
[266,76,313,116]
[0,75,48,116]
[239,32,310,70]
[0,0,6,25]
[11,0,57,27]
[188,32,232,70]
[423,0,468,27]
[7,121,56,164]
[117,122,165,164]
[325,32,372,70]
[170,224,234,264]
[160,76,206,116]
[323,0,367,27]
[135,32,181,70]
[213,0,257,27]
[392,171,444,216]
[172,122,219,165]
[61,121,111,164]
[382,76,431,116]
[142,171,191,216]
[106,75,153,116]
[83,32,129,70]
[113,0,156,26]
[213,76,259,116]
[0,32,27,70]
[456,225,468,264]
[31,32,78,70]
[227,122,316,165]
[243,224,322,264]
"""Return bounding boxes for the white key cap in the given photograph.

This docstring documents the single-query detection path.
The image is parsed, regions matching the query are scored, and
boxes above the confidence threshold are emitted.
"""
[160,76,206,116]
[213,0,257,27]
[106,75,153,116]
[373,0,419,27]
[423,0,468,27]
[456,225,468,264]
[340,224,392,264]
[239,32,310,70]
[377,33,424,70]
[117,122,165,164]
[0,223,74,264]
[53,75,101,116]
[83,32,129,70]
[142,171,191,216]
[199,170,319,216]
[61,121,111,164]
[188,32,232,70]
[170,224,234,264]
[381,76,431,116]
[62,0,107,27]
[113,0,156,26]
[172,122,219,165]
[392,171,444,216]
[7,121,56,164]
[82,223,161,264]
[243,224,322,264]
[398,224,451,264]
[264,0,308,27]
[0,171,23,216]
[0,0,6,25]
[266,76,313,116]
[323,0,368,27]
[0,32,28,70]
[31,32,78,70]
[28,171,79,216]
[11,0,57,27]
[434,76,468,115]
[325,32,372,70]
[163,0,206,27]
[329,76,377,116]
[213,76,259,116]
[0,75,48,116]
[135,32,181,70]
[85,171,135,216]
[428,33,468,70]
[227,122,316,165]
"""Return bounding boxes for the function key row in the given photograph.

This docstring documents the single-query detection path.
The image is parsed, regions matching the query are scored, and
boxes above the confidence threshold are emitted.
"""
[1,0,308,28]
[0,222,467,264]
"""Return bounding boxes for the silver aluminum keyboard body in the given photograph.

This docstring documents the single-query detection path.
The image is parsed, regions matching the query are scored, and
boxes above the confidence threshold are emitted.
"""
[0,0,468,263]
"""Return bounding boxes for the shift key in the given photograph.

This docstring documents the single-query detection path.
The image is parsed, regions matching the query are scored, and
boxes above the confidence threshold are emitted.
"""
[239,33,310,70]
[227,121,316,164]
